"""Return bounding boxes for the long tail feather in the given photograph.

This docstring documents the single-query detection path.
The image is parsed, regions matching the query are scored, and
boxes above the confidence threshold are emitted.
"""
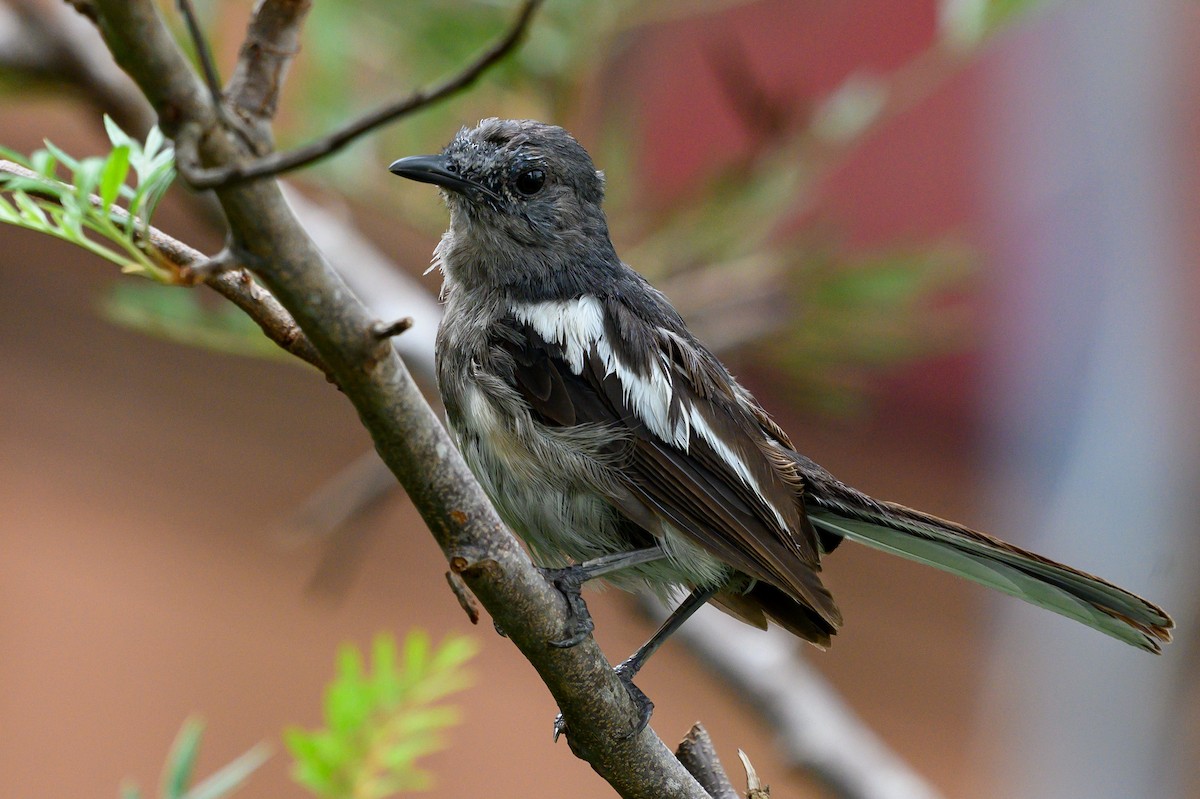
[808,502,1173,653]
[794,457,1174,653]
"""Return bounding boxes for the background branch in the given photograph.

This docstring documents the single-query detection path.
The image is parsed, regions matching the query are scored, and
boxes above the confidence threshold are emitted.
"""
[647,598,944,799]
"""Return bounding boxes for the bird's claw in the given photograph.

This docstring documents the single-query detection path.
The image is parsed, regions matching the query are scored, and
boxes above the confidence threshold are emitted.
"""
[614,662,654,738]
[551,664,653,743]
[539,564,596,648]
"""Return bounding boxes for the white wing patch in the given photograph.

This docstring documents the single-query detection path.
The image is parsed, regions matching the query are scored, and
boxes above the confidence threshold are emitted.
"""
[511,297,788,532]
[511,297,689,448]
[510,296,602,374]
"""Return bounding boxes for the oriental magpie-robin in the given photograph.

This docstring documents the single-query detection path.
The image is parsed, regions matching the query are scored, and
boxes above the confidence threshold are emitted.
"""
[390,118,1172,730]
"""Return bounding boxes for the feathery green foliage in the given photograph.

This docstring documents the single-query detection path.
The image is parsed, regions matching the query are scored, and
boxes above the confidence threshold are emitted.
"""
[285,632,478,797]
[0,117,176,280]
[120,632,476,799]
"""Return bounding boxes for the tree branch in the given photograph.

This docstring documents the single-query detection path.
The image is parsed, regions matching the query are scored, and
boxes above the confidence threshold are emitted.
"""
[3,0,148,126]
[181,0,543,189]
[0,157,328,374]
[84,1,713,795]
[675,725,740,799]
[226,0,313,124]
[176,0,224,111]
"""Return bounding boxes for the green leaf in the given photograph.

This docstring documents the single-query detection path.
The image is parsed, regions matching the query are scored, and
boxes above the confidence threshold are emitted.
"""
[394,705,460,735]
[104,114,136,150]
[1,173,61,196]
[336,641,365,682]
[182,743,271,799]
[74,156,104,201]
[402,629,430,683]
[13,192,50,230]
[100,145,131,209]
[0,144,32,167]
[144,125,165,164]
[58,193,84,238]
[29,148,57,178]
[289,756,338,796]
[429,634,479,673]
[41,139,80,173]
[327,675,371,734]
[375,732,441,770]
[372,633,401,703]
[162,718,204,799]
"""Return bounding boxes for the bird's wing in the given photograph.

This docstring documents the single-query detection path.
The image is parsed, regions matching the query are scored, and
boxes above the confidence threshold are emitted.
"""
[494,297,840,627]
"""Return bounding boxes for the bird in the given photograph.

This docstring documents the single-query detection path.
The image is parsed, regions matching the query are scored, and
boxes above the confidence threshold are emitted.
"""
[389,118,1173,729]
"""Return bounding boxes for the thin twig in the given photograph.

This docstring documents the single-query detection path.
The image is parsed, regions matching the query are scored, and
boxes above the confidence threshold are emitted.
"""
[175,0,263,152]
[707,40,795,145]
[738,751,769,799]
[181,0,543,189]
[0,158,327,375]
[676,724,739,799]
[371,317,413,340]
[446,569,482,625]
[176,0,223,108]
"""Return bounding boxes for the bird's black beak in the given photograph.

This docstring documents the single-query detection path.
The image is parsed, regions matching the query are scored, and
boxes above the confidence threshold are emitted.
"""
[388,154,481,197]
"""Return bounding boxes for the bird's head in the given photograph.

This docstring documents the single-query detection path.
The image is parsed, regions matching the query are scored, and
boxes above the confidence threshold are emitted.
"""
[389,118,618,297]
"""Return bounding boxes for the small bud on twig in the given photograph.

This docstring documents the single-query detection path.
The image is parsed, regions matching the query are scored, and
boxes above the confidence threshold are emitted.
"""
[371,317,414,340]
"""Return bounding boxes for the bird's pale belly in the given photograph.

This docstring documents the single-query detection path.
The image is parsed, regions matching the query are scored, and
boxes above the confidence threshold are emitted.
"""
[448,383,730,596]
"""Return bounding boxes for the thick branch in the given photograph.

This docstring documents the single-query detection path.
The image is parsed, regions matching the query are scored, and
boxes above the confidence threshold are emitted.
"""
[86,1,710,795]
[90,3,209,135]
[226,0,312,124]
[181,0,542,189]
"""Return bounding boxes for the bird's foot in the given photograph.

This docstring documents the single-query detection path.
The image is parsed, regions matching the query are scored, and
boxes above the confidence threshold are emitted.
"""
[552,663,654,743]
[613,664,655,737]
[538,563,595,648]
[538,548,668,649]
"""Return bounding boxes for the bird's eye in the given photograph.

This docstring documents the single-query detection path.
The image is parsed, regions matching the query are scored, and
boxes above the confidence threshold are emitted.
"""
[514,168,545,196]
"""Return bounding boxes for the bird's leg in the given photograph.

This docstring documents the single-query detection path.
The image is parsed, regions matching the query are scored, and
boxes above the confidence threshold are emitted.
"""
[541,546,666,649]
[615,584,718,683]
[554,585,718,743]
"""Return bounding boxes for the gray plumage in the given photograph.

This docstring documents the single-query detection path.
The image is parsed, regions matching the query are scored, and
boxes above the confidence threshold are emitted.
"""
[390,118,1172,653]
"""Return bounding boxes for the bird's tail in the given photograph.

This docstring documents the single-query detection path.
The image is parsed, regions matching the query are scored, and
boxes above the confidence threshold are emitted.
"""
[795,459,1173,653]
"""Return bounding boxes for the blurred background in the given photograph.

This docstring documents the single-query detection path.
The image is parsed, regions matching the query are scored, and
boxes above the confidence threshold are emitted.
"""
[1,0,1197,797]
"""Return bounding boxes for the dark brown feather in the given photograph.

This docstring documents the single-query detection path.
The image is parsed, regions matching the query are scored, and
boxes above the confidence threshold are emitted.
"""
[493,318,842,630]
